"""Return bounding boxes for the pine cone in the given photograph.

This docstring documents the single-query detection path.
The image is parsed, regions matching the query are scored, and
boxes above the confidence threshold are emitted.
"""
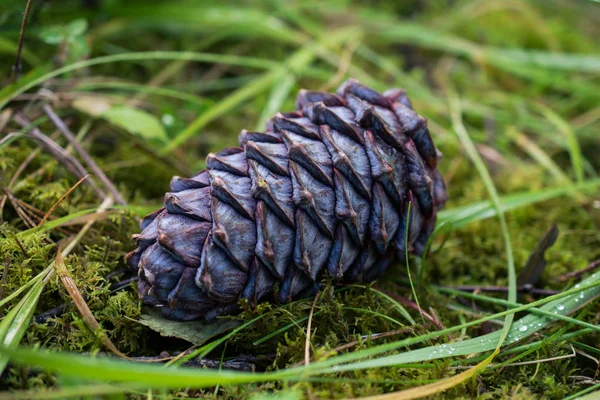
[126,79,448,320]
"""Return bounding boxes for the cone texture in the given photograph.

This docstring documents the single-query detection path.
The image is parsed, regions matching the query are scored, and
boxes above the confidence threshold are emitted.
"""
[126,79,448,320]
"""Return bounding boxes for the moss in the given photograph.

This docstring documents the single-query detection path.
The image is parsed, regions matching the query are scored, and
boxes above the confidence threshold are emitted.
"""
[2,104,598,400]
[1,0,599,397]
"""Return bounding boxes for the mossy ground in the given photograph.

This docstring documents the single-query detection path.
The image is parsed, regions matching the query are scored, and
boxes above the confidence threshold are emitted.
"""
[1,0,599,398]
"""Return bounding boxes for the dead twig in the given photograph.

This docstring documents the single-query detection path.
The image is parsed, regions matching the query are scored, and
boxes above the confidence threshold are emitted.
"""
[43,105,127,205]
[0,147,41,221]
[39,174,90,226]
[13,113,107,199]
[11,0,33,83]
[3,190,72,236]
[4,190,37,229]
[556,259,600,282]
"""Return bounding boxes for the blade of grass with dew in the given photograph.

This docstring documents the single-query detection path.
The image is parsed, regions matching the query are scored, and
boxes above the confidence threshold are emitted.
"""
[2,277,598,390]
[436,287,600,333]
[315,271,600,373]
[449,93,517,353]
[0,52,279,110]
[358,354,497,400]
[261,279,600,374]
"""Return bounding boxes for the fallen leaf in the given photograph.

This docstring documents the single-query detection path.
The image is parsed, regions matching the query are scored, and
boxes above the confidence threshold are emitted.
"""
[139,309,241,346]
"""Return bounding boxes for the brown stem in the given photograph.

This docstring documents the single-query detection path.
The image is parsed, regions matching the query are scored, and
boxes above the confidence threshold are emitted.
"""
[43,105,128,205]
[11,0,34,83]
[13,113,107,199]
[556,259,600,282]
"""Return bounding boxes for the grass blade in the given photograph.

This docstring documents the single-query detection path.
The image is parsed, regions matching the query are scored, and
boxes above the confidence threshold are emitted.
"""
[0,52,279,110]
[449,93,517,351]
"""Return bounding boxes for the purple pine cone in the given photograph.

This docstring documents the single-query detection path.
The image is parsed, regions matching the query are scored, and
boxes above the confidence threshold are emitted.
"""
[126,79,448,320]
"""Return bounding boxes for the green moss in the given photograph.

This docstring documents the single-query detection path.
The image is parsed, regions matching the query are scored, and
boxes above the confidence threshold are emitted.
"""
[1,0,599,397]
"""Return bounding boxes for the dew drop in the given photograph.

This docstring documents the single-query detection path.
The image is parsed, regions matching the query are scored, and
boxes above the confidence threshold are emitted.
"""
[161,114,175,126]
[557,304,565,311]
[519,325,528,332]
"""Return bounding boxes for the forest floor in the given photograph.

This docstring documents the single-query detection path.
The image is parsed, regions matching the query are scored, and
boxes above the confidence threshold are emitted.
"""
[0,1,599,399]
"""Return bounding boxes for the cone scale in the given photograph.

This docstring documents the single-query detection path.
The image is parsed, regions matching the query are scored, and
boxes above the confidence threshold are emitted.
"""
[126,79,448,320]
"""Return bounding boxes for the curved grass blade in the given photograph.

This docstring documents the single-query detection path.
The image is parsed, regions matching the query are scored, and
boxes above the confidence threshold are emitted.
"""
[0,52,279,110]
[438,179,600,229]
[2,275,598,390]
[0,276,47,374]
[449,93,517,353]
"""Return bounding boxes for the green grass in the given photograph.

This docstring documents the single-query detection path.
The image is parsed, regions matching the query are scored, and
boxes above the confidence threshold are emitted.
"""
[0,0,599,399]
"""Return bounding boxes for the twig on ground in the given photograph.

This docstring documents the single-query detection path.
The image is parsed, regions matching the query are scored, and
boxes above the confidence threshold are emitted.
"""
[556,259,600,282]
[0,147,41,220]
[43,105,127,205]
[11,0,33,83]
[3,190,73,236]
[38,174,90,226]
[13,114,107,199]
[4,190,37,229]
